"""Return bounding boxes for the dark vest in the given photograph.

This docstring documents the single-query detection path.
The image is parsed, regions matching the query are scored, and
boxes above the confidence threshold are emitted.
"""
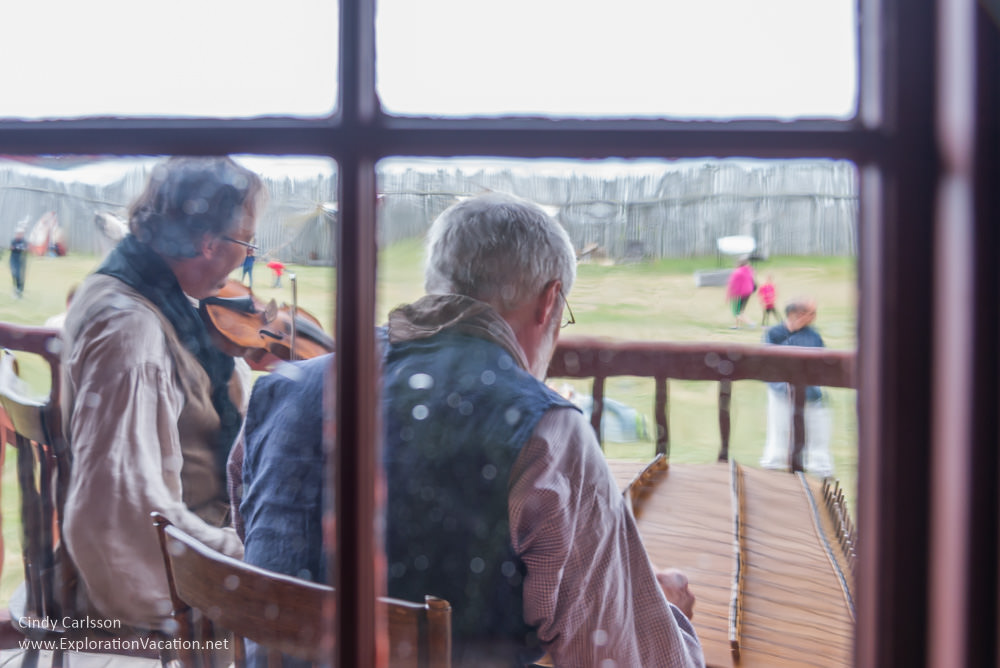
[382,329,575,665]
[765,323,825,401]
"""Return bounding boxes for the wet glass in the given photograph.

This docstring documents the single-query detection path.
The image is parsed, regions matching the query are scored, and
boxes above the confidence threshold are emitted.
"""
[376,154,857,475]
[376,0,857,119]
[0,1,338,119]
[0,153,338,602]
[375,155,858,663]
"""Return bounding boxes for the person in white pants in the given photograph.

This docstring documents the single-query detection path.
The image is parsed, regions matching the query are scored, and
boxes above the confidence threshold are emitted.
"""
[759,298,834,478]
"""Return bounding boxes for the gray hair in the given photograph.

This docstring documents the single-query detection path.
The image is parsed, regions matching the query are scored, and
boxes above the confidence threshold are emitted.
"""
[129,156,265,259]
[424,192,576,311]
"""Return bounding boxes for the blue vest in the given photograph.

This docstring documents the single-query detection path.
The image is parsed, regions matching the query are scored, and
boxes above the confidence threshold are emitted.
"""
[764,323,825,401]
[382,329,575,665]
[242,354,329,584]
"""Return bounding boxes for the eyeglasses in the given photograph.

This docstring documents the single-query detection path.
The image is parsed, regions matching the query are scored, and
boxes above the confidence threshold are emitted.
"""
[559,289,576,328]
[222,236,259,252]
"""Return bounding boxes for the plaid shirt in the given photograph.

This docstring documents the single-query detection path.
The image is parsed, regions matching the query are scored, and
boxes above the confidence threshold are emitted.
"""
[511,408,704,667]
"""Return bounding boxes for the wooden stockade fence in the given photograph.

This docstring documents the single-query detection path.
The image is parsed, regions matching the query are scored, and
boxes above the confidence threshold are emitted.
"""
[1,157,855,265]
[0,158,338,264]
[378,158,858,261]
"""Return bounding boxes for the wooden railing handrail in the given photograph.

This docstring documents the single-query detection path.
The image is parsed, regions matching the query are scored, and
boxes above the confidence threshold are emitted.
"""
[550,336,856,388]
[0,324,63,445]
[0,324,62,395]
[548,336,858,470]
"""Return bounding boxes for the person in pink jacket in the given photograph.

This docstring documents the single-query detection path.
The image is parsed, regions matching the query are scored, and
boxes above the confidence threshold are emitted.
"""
[758,272,778,326]
[725,257,757,328]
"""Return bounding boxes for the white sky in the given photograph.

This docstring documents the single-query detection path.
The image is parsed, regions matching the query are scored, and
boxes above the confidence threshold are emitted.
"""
[0,0,855,120]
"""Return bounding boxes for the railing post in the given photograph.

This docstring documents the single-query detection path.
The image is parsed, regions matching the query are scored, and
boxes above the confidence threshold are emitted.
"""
[718,379,732,461]
[591,375,605,451]
[790,383,807,472]
[654,376,669,458]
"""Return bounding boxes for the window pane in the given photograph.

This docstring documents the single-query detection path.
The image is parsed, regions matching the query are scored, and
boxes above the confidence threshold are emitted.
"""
[376,156,857,663]
[376,0,857,119]
[0,2,338,119]
[0,155,337,264]
[0,155,338,659]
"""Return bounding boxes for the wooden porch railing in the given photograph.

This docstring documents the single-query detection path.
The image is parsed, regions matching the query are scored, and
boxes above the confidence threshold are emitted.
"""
[547,336,857,472]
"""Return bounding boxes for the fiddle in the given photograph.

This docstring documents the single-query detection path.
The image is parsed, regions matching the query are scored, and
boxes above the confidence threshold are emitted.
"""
[199,278,334,366]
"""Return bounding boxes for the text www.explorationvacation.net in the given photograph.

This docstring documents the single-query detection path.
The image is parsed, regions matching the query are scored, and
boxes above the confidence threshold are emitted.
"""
[18,637,230,652]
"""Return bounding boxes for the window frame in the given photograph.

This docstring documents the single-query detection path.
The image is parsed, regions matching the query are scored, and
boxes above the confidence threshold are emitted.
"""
[1,0,996,665]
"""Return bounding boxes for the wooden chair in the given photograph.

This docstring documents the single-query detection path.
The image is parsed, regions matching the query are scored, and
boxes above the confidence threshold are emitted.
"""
[0,323,164,664]
[0,325,75,638]
[153,513,452,668]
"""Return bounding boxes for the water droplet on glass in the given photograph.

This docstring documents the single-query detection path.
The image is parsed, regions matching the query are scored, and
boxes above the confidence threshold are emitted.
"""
[409,373,434,390]
[183,197,209,215]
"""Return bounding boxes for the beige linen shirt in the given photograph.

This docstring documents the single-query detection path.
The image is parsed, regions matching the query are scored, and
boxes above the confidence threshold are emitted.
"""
[61,274,244,631]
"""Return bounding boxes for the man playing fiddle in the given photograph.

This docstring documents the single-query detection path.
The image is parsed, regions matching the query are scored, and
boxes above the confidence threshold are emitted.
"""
[238,193,704,666]
[60,156,264,631]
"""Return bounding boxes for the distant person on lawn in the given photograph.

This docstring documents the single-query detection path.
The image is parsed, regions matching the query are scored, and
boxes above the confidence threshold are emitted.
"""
[241,246,256,287]
[758,272,778,326]
[725,257,756,329]
[759,297,834,477]
[9,226,28,298]
[267,258,285,287]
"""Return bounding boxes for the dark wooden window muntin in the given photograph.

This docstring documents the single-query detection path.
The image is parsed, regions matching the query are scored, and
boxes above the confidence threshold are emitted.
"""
[2,1,994,666]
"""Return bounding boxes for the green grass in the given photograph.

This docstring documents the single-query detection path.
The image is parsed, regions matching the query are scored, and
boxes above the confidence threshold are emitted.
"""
[377,243,859,509]
[0,246,859,605]
[553,255,857,510]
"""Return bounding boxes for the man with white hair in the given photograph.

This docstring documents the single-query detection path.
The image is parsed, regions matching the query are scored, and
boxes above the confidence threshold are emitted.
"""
[239,192,704,667]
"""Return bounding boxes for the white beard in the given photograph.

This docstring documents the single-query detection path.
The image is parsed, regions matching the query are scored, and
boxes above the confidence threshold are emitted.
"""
[530,311,560,380]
